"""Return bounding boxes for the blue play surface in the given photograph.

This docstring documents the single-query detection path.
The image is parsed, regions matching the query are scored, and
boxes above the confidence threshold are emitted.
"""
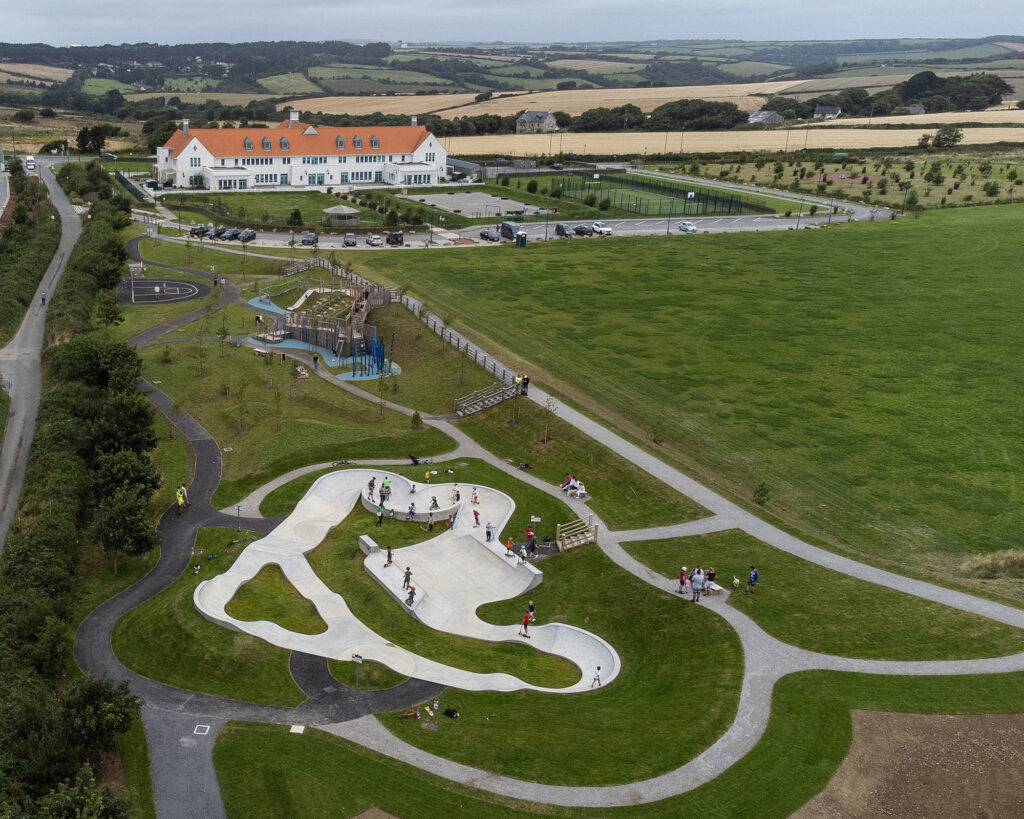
[247,337,401,381]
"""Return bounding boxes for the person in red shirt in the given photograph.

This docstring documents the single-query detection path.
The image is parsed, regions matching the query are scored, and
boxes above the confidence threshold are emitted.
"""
[678,566,688,594]
[521,610,530,637]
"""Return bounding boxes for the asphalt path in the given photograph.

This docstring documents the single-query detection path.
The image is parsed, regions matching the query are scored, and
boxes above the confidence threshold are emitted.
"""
[0,159,82,552]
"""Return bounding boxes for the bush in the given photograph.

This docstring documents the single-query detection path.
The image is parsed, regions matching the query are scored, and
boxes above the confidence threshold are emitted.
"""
[583,193,597,207]
[599,198,611,211]
[961,550,1024,579]
[526,180,538,194]
[499,176,510,187]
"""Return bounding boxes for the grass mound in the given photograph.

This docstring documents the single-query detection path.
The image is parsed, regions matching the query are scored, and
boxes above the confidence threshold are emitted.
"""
[225,563,328,635]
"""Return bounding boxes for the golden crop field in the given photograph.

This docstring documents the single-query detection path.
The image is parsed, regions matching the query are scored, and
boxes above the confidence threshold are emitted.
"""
[547,59,640,71]
[440,127,1024,156]
[437,81,803,117]
[812,108,1024,127]
[0,62,74,82]
[995,41,1024,52]
[281,92,491,115]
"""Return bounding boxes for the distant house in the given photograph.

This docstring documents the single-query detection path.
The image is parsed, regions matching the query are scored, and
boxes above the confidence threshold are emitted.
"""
[813,105,842,120]
[516,110,558,134]
[748,110,784,125]
[907,104,926,115]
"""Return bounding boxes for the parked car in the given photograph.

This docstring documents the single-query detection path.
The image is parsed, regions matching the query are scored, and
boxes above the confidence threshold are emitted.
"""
[366,234,383,246]
[592,221,613,236]
[99,152,117,160]
[499,221,521,240]
[573,224,594,236]
[554,223,574,239]
[300,232,318,246]
[479,228,500,242]
[212,226,228,238]
[344,233,357,247]
[221,228,240,241]
[189,225,208,238]
[678,221,697,233]
[238,229,256,243]
[204,228,219,239]
[386,231,404,246]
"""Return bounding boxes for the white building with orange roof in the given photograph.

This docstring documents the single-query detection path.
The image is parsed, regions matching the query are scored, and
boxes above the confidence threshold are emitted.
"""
[156,110,446,191]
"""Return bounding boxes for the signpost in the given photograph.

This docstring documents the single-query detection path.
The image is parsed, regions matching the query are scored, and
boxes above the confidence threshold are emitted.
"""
[352,653,363,688]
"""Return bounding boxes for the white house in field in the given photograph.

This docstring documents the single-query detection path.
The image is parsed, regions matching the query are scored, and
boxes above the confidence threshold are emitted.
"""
[156,111,447,190]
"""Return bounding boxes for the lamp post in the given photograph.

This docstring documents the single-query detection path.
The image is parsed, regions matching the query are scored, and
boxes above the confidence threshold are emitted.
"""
[796,196,805,229]
[901,182,911,215]
[666,198,674,235]
[236,505,241,531]
[428,204,435,244]
[827,195,835,226]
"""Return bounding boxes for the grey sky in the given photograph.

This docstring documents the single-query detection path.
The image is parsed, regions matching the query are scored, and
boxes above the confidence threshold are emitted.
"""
[2,0,1019,46]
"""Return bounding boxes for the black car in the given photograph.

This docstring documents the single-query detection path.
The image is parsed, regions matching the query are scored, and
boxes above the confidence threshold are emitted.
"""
[221,228,240,241]
[212,227,228,238]
[238,229,256,243]
[205,228,219,239]
[555,223,574,239]
[573,224,594,236]
[99,152,118,160]
[479,229,500,242]
[386,231,404,246]
[189,225,207,238]
[300,233,318,246]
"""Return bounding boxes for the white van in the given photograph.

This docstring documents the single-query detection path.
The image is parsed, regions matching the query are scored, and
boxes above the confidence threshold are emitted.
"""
[24,155,36,171]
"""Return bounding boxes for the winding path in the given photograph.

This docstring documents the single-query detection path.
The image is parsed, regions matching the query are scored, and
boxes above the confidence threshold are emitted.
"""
[65,210,1024,815]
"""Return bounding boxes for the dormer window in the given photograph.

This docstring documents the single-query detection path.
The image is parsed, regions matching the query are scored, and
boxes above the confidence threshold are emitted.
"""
[370,135,379,150]
[243,137,253,151]
[262,137,271,151]
[335,136,345,150]
[353,135,362,150]
[280,137,290,150]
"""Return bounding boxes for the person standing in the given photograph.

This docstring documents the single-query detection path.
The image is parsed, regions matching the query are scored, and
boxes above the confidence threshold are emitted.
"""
[520,610,530,637]
[376,504,385,527]
[41,292,46,307]
[505,538,515,558]
[403,567,412,590]
[678,566,688,594]
[312,353,319,371]
[485,522,494,542]
[691,570,704,603]
[521,374,530,395]
[385,546,393,568]
[427,512,434,532]
[180,481,190,507]
[425,469,431,484]
[473,509,480,527]
[591,666,602,688]
[406,586,416,606]
[367,476,376,500]
[175,487,185,515]
[472,486,479,504]
[746,565,759,594]
[528,600,536,622]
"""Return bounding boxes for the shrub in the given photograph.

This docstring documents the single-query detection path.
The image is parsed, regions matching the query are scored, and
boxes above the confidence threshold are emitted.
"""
[583,193,597,207]
[599,198,611,211]
[526,179,538,194]
[961,550,1024,579]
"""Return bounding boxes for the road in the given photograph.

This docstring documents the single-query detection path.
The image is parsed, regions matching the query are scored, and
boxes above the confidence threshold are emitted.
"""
[0,159,82,552]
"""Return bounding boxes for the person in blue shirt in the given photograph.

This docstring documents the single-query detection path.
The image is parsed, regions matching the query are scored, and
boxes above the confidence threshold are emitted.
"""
[746,565,759,594]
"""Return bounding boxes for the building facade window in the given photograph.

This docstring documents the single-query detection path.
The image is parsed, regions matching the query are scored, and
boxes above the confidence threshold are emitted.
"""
[262,137,271,150]
[280,137,290,150]
[335,136,345,150]
[370,135,379,149]
[425,152,435,162]
[353,136,363,149]
[243,138,253,151]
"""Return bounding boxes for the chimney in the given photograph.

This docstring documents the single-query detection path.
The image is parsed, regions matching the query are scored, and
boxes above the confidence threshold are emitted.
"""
[411,115,417,127]
[182,118,189,135]
[289,110,299,127]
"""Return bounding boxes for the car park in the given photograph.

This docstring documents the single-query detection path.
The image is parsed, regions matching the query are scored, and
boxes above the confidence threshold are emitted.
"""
[344,233,358,247]
[480,228,500,242]
[366,234,383,246]
[221,228,240,241]
[592,221,613,236]
[573,224,594,236]
[189,225,208,238]
[300,232,318,246]
[555,223,574,239]
[238,229,256,243]
[386,231,404,246]
[678,221,698,233]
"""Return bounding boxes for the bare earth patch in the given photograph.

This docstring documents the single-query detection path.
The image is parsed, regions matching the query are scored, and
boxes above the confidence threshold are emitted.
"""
[793,711,1024,818]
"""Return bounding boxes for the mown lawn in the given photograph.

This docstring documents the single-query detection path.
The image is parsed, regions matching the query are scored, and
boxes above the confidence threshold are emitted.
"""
[626,529,1024,660]
[224,563,328,635]
[213,669,1024,817]
[112,528,306,706]
[354,208,1024,599]
[136,236,286,280]
[137,341,454,506]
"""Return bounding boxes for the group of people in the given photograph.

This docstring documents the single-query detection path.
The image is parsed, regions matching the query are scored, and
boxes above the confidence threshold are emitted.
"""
[559,473,586,498]
[175,482,190,515]
[514,373,530,395]
[519,600,537,636]
[677,565,717,603]
[368,476,393,504]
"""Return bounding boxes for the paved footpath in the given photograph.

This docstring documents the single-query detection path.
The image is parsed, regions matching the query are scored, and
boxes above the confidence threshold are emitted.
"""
[64,228,1024,815]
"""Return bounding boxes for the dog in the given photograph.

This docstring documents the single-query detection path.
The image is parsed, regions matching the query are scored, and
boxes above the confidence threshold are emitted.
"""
[733,576,741,588]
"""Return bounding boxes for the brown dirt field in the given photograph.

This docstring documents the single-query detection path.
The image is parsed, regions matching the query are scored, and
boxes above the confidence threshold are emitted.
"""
[793,711,1024,818]
[547,59,639,71]
[280,92,488,115]
[439,126,1024,157]
[0,62,73,82]
[995,41,1024,52]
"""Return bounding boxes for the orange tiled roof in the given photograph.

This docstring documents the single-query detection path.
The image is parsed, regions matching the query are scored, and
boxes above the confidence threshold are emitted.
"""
[163,120,432,158]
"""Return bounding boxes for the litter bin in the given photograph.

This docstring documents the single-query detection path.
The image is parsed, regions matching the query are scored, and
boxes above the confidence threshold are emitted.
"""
[515,230,528,248]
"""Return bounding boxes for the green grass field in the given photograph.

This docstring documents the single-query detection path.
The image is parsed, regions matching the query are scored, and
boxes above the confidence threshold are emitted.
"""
[625,530,1024,659]
[112,528,307,706]
[177,190,385,228]
[213,668,1024,817]
[352,207,1024,603]
[224,563,328,634]
[136,236,286,280]
[257,72,322,95]
[81,77,135,95]
[309,63,454,85]
[137,340,455,506]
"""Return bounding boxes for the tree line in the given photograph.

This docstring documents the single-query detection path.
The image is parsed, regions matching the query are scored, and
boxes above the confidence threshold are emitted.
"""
[0,165,157,816]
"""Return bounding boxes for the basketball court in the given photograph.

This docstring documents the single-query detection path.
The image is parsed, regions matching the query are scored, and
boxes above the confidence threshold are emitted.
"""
[120,278,210,305]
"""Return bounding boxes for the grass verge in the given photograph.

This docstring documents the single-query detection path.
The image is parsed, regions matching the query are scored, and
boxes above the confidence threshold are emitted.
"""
[327,658,408,690]
[625,529,1024,659]
[112,528,306,707]
[117,717,156,819]
[225,563,328,635]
